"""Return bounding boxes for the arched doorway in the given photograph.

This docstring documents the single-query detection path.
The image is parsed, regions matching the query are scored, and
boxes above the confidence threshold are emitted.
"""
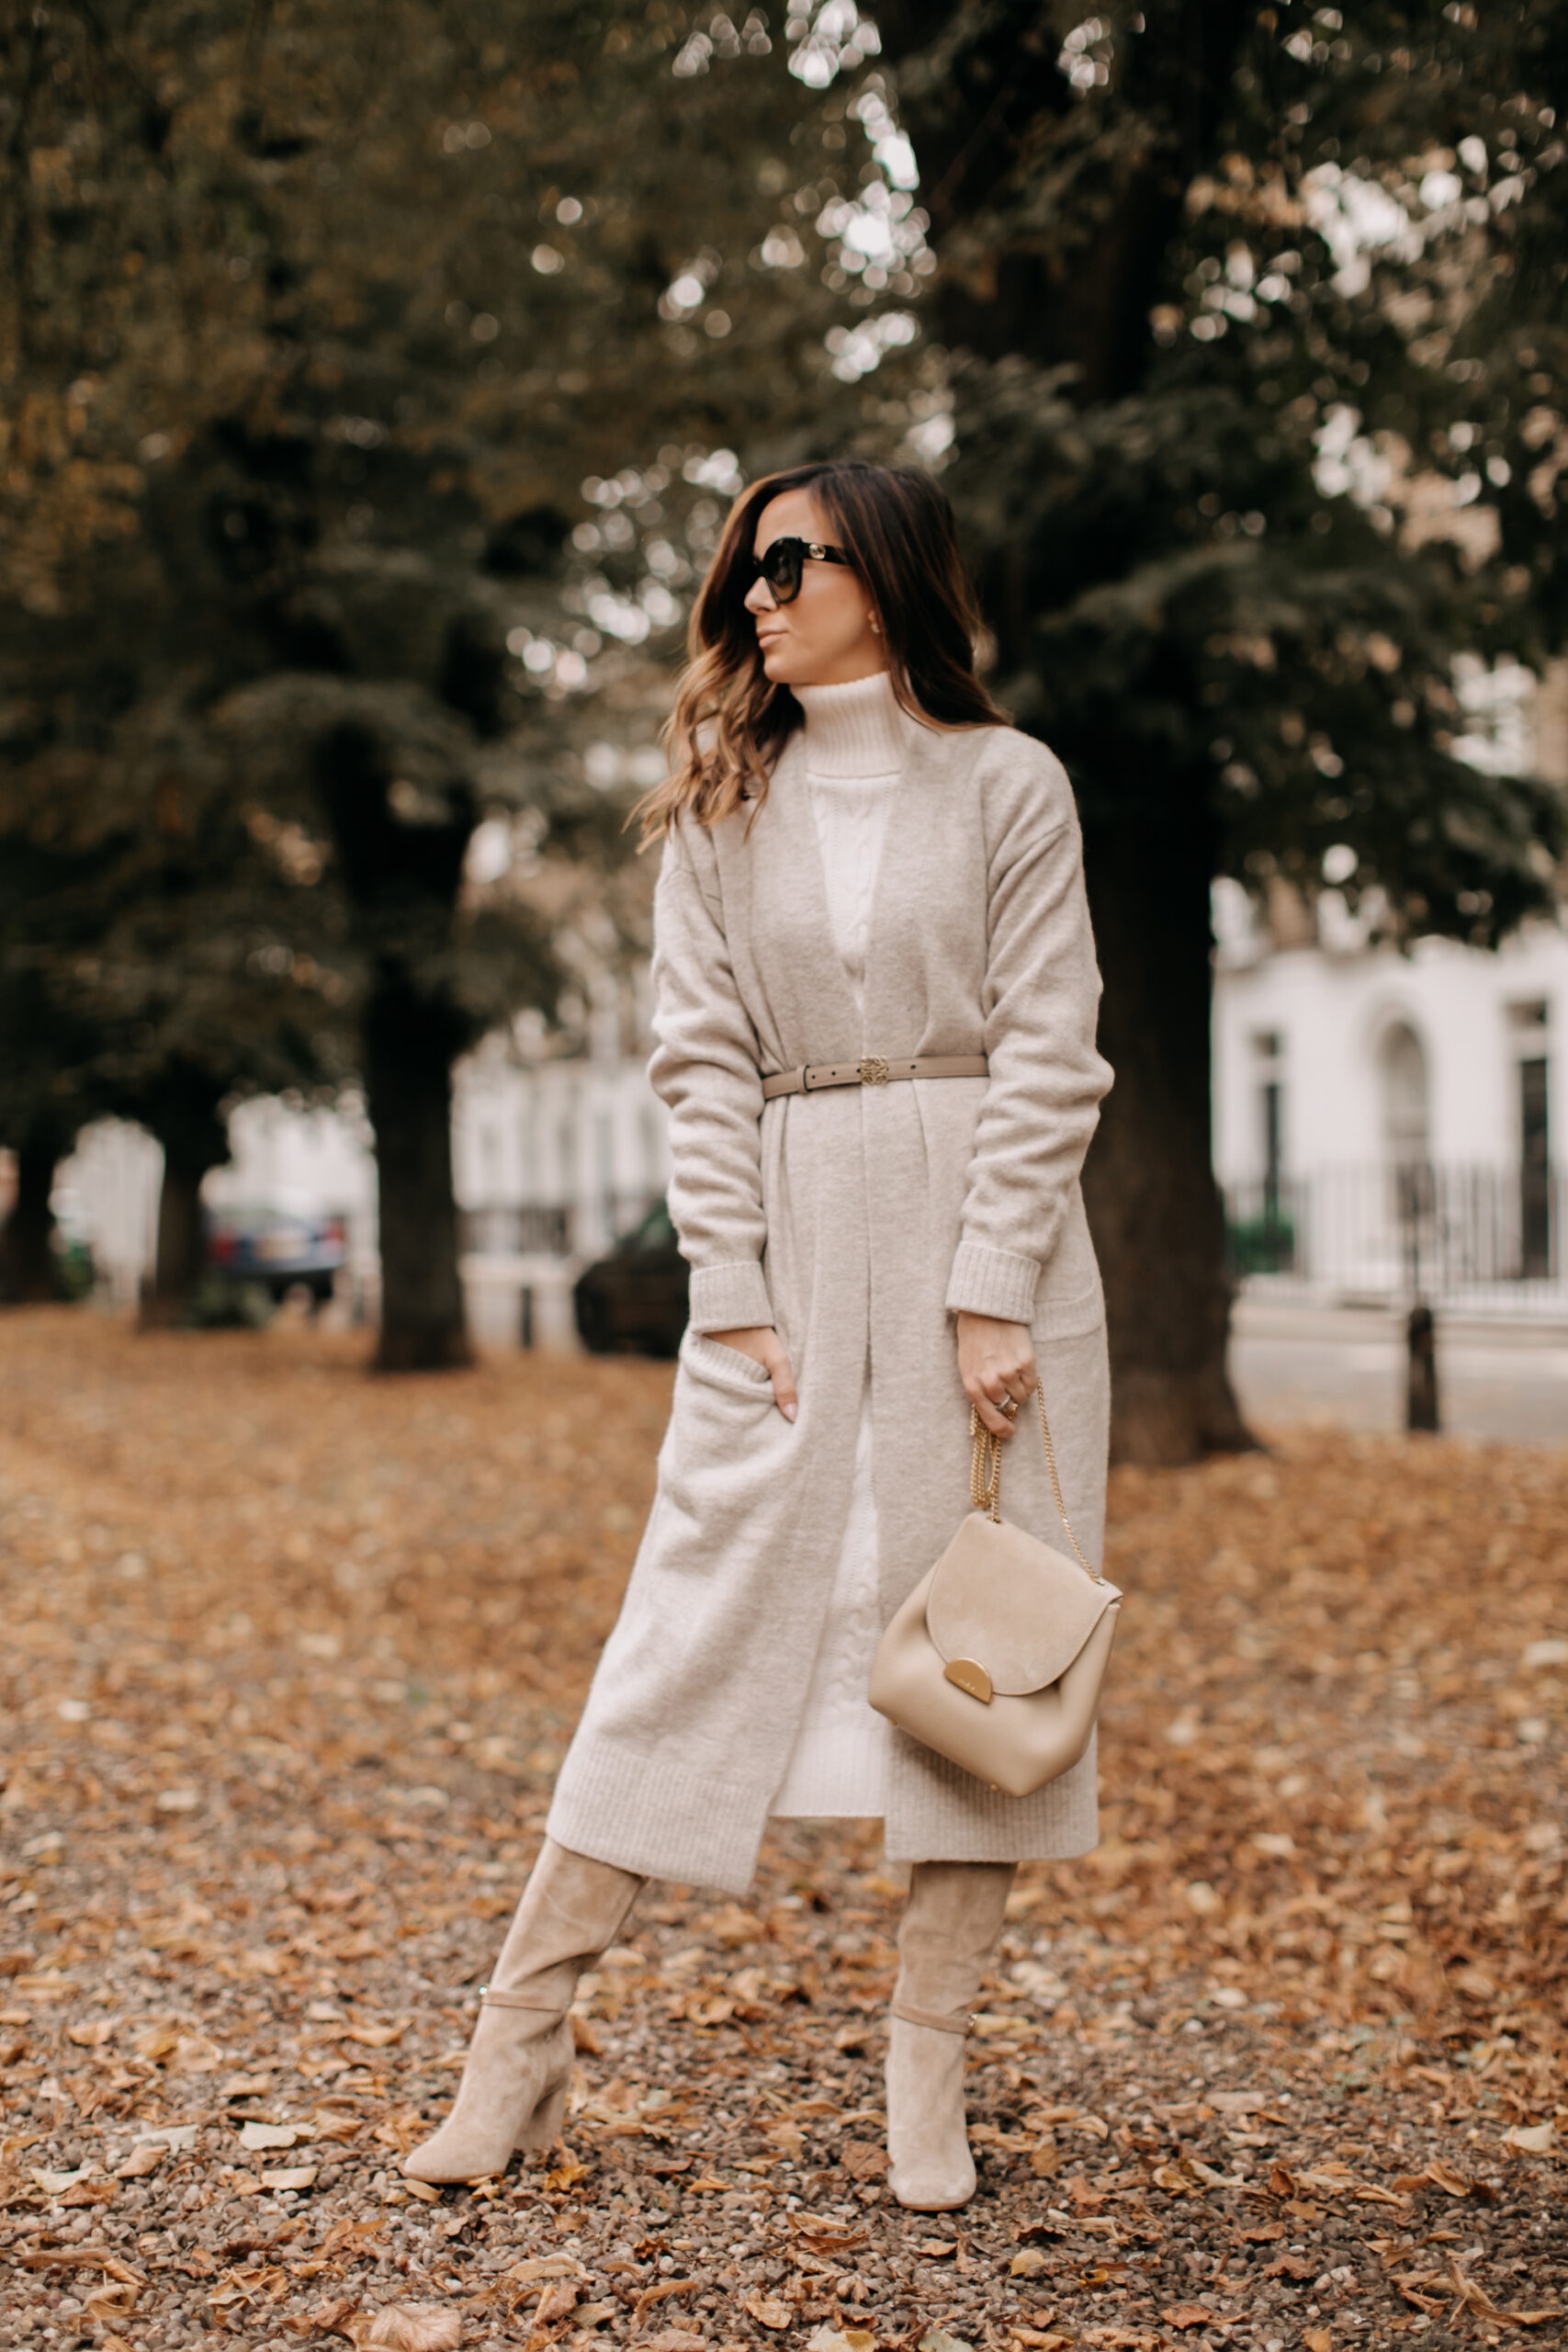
[1379,1020,1429,1165]
[1379,1020,1433,1289]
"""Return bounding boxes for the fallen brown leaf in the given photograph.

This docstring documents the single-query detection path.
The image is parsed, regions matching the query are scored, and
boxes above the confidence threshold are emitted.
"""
[291,2294,361,2338]
[239,2120,301,2151]
[84,2280,139,2324]
[631,2276,696,2326]
[499,2256,583,2289]
[360,2306,461,2351]
[530,2279,580,2325]
[1264,2252,1314,2280]
[743,2289,795,2329]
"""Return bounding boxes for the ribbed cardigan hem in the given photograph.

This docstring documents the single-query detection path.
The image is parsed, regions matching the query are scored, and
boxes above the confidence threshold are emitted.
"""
[546,1736,770,1896]
[944,1237,1041,1324]
[687,1259,773,1335]
[547,1729,1101,1893]
[884,1727,1100,1866]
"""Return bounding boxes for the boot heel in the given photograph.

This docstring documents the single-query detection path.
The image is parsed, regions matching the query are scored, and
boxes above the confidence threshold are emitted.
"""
[518,2075,570,2153]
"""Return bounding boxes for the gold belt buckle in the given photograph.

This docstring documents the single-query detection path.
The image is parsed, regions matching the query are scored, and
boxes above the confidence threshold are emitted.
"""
[858,1055,889,1085]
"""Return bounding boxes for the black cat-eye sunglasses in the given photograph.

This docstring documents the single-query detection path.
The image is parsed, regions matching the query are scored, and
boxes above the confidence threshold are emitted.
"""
[743,536,852,605]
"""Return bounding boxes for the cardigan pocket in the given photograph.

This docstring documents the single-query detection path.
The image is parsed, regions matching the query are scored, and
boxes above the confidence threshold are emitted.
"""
[1032,1282,1105,1339]
[678,1326,777,1398]
[657,1324,792,1557]
[1030,1197,1105,1338]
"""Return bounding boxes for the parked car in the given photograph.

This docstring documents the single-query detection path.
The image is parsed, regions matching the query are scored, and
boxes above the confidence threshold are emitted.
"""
[573,1198,689,1357]
[205,1203,348,1307]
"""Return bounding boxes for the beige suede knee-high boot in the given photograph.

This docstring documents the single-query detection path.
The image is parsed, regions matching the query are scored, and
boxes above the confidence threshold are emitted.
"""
[402,1838,644,2185]
[886,1860,1016,2211]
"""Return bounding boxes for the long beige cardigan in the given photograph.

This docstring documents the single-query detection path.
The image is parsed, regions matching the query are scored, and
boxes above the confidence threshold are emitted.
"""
[547,716,1115,1894]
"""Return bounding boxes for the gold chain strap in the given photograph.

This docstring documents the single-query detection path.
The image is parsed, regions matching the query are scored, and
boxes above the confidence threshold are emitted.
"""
[968,1379,1105,1587]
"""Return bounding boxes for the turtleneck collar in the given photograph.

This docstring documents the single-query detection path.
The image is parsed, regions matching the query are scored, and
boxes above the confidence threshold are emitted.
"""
[793,670,917,777]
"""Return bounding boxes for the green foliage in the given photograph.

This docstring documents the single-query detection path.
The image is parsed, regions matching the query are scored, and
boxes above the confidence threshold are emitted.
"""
[882,0,1568,938]
[0,0,943,1344]
[0,0,932,1169]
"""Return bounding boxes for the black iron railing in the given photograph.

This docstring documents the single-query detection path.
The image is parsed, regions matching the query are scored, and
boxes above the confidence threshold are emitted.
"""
[1223,1161,1563,1301]
[458,1204,574,1258]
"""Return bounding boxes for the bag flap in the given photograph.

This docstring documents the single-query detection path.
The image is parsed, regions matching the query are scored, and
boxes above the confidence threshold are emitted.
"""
[926,1510,1121,1695]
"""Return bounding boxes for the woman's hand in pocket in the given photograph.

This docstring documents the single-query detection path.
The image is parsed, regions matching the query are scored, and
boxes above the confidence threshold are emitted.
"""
[705,1326,798,1422]
[955,1311,1036,1437]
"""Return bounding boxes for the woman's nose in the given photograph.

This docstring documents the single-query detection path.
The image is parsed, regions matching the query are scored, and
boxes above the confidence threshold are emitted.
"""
[743,575,776,614]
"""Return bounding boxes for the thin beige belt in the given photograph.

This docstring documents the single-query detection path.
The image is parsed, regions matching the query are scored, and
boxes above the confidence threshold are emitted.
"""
[761,1054,988,1101]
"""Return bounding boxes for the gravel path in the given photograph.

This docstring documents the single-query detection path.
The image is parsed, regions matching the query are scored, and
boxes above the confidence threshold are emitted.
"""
[2,1311,1563,2352]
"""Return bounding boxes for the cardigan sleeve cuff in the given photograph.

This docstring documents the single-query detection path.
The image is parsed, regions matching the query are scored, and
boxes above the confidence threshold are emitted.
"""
[687,1259,774,1334]
[944,1238,1041,1324]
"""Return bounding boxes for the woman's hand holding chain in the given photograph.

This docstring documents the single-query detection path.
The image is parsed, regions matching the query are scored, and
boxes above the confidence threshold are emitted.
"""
[955,1310,1035,1438]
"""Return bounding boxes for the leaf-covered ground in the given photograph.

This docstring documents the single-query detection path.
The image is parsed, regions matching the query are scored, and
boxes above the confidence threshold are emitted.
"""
[1,1309,1564,2352]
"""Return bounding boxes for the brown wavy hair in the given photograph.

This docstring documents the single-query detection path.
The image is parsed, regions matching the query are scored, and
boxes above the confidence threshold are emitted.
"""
[636,458,1007,842]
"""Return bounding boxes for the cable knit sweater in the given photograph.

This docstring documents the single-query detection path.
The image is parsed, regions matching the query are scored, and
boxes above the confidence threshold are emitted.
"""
[770,673,918,1818]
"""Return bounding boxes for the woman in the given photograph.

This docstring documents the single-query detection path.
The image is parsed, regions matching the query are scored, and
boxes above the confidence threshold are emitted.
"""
[405,458,1114,2211]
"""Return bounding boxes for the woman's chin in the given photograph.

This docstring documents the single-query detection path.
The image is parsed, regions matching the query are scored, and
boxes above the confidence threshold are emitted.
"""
[762,650,846,688]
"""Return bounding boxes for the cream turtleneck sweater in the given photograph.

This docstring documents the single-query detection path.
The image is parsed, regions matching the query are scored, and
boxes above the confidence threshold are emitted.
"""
[791,671,920,1012]
[769,669,923,1821]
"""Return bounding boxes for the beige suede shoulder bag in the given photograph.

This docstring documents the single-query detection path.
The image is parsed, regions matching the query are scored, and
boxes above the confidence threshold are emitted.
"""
[869,1383,1122,1798]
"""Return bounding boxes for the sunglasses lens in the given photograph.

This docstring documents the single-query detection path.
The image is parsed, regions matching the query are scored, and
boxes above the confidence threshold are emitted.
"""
[761,541,803,602]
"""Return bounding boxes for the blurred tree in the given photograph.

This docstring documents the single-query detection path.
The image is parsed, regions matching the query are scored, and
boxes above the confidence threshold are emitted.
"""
[0,963,96,1305]
[0,674,353,1317]
[0,0,927,1363]
[878,0,1568,1463]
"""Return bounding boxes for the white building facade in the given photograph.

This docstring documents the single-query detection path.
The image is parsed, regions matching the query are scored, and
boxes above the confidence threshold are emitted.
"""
[1213,895,1563,1311]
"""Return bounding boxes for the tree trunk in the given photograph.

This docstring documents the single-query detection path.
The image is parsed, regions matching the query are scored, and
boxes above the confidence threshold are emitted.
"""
[875,0,1265,1467]
[363,971,470,1373]
[141,1151,217,1325]
[137,1063,231,1326]
[0,1130,65,1302]
[1080,804,1259,1465]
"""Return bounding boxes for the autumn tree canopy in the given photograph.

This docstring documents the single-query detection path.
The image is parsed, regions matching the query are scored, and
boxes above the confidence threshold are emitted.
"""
[0,0,932,1348]
[877,0,1568,1461]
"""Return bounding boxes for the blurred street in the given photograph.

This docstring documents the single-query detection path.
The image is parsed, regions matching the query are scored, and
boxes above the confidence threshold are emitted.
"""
[1231,1297,1568,1447]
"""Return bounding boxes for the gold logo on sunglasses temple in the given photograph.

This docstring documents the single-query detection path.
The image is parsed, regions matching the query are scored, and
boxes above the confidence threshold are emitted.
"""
[749,537,852,603]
